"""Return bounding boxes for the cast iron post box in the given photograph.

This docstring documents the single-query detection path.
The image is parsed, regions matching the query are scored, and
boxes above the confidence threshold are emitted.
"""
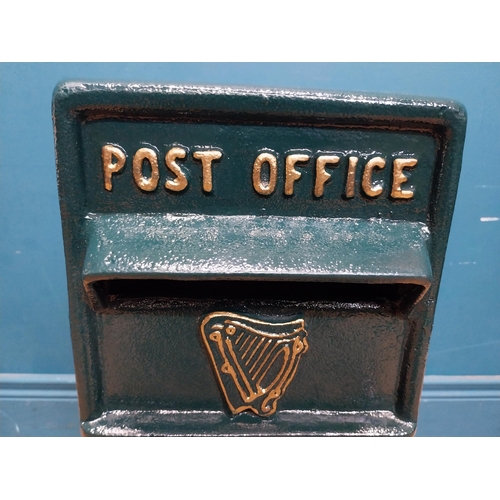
[53,82,466,436]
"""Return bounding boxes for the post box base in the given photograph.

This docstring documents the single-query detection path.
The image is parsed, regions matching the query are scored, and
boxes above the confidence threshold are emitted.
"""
[80,410,416,437]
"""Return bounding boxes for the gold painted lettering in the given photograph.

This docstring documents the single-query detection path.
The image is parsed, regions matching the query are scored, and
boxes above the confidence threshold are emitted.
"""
[314,155,340,197]
[284,154,310,196]
[391,158,417,199]
[193,150,223,193]
[132,148,160,192]
[165,147,188,192]
[345,156,358,198]
[362,157,385,197]
[102,144,126,191]
[252,152,277,195]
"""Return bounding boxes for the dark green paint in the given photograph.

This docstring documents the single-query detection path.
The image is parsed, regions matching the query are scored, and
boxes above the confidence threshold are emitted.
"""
[53,82,466,436]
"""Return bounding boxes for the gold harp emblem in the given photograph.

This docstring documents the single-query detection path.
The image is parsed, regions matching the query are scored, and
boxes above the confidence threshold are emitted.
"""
[200,312,308,417]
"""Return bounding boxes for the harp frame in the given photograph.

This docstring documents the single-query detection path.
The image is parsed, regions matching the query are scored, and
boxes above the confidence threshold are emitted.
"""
[200,311,309,417]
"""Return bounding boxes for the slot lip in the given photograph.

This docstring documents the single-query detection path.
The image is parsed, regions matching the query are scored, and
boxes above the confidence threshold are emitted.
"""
[82,213,432,312]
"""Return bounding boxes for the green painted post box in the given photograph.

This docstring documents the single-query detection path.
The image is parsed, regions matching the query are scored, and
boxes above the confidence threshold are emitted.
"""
[53,82,466,436]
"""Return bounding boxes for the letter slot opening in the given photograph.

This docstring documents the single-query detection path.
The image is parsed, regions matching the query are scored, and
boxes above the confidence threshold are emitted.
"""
[86,278,427,314]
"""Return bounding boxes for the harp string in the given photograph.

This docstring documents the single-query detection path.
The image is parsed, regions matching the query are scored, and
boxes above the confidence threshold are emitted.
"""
[238,333,252,351]
[245,338,265,366]
[251,341,282,381]
[248,339,272,374]
[241,336,259,360]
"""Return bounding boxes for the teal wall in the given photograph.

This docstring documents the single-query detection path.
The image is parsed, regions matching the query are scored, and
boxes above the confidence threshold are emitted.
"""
[1,63,499,375]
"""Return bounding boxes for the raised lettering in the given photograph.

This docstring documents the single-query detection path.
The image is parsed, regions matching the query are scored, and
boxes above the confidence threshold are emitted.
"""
[101,144,419,202]
[345,156,358,198]
[391,158,417,199]
[165,147,188,192]
[314,155,340,197]
[132,148,160,192]
[253,152,278,195]
[102,144,126,191]
[285,154,310,196]
[193,150,223,193]
[362,157,385,197]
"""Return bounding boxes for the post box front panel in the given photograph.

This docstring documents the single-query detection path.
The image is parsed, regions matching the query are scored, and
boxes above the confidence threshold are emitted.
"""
[53,83,466,436]
[97,309,406,411]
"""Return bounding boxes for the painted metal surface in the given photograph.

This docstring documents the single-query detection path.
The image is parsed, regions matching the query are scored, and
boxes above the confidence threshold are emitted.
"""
[53,82,465,435]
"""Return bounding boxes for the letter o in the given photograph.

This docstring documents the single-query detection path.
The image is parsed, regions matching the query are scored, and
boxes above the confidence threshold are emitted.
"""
[253,152,277,195]
[133,147,159,192]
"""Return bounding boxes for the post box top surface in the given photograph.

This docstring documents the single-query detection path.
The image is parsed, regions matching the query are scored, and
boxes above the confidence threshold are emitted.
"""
[53,80,466,119]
